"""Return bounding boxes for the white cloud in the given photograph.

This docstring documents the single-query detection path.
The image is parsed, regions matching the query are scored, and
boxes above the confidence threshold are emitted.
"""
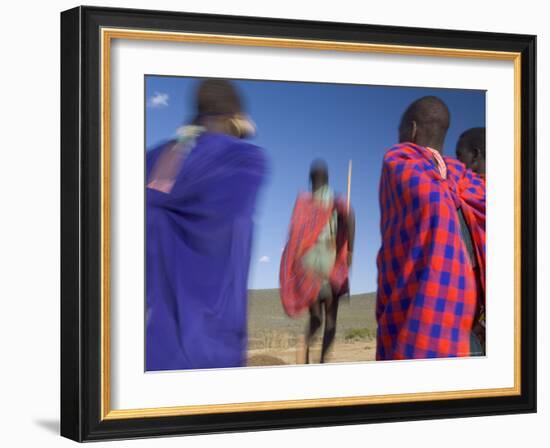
[259,255,270,263]
[148,91,169,108]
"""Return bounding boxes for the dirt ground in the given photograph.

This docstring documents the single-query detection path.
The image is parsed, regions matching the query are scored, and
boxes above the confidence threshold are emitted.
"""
[247,338,376,366]
[246,289,377,366]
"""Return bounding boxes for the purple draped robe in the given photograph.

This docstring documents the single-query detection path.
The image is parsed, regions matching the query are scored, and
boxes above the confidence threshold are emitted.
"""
[146,132,266,371]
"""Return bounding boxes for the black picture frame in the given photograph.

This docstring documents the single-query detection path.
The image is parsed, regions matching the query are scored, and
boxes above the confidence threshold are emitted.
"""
[61,5,536,442]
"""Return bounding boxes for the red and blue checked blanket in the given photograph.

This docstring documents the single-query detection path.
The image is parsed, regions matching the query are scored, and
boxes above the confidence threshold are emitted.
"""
[376,143,486,360]
[279,193,350,317]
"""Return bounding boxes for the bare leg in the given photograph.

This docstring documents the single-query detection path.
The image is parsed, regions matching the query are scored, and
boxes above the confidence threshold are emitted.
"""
[320,293,339,363]
[305,299,322,364]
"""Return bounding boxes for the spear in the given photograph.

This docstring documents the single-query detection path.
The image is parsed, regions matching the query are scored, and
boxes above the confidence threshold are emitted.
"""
[347,160,352,212]
[346,159,353,298]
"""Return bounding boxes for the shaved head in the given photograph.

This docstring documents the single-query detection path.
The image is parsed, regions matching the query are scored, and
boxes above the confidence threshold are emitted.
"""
[456,127,486,175]
[399,96,450,152]
[191,78,253,138]
[309,159,329,191]
[195,78,243,118]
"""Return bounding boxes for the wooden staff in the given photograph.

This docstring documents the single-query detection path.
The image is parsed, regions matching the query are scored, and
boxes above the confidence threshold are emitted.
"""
[346,159,353,295]
[346,159,352,212]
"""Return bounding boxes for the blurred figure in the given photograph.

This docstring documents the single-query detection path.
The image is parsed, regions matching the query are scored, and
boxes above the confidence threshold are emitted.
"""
[280,160,355,363]
[146,79,267,371]
[376,96,486,360]
[456,127,487,354]
[456,127,486,177]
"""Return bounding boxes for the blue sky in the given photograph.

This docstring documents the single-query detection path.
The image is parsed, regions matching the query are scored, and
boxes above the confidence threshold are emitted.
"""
[145,76,485,294]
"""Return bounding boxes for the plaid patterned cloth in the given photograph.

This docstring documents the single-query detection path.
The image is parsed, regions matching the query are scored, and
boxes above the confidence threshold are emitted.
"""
[376,143,486,360]
[279,193,350,317]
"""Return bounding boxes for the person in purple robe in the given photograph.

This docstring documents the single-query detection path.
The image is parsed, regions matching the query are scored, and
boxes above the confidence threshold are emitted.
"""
[146,79,267,371]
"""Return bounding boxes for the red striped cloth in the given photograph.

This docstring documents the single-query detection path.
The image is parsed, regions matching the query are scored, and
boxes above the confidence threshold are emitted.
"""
[279,193,350,317]
[427,146,447,179]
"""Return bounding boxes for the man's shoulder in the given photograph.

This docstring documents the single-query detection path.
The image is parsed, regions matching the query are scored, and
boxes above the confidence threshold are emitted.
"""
[228,137,264,155]
[444,156,465,172]
[216,133,265,158]
[383,142,426,163]
[444,156,485,185]
[201,132,260,150]
[198,133,267,167]
[382,143,433,176]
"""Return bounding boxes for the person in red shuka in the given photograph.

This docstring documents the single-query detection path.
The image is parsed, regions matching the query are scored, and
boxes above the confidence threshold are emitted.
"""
[455,126,487,354]
[456,127,486,177]
[376,96,486,360]
[279,160,355,363]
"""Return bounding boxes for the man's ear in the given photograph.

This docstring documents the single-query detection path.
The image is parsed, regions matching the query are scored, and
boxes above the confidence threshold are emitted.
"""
[411,120,418,143]
[473,147,482,161]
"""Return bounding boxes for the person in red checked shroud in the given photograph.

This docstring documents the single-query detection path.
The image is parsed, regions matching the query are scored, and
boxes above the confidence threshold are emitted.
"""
[376,96,486,360]
[279,160,355,364]
[455,126,487,355]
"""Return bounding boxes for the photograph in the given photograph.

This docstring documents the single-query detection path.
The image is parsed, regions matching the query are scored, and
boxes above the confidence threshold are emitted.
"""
[144,75,486,371]
[2,0,545,444]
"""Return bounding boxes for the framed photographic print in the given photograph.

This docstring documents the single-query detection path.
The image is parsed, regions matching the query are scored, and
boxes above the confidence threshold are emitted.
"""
[60,6,536,442]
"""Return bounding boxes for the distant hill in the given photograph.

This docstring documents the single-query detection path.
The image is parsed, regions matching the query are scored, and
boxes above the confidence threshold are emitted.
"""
[247,288,377,349]
[249,288,376,303]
